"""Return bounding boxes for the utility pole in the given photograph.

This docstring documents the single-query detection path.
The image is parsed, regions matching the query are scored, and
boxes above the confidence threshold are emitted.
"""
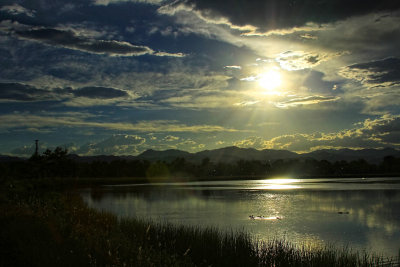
[35,139,39,156]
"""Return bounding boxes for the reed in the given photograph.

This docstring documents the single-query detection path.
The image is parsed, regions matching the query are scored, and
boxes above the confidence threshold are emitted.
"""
[0,182,398,266]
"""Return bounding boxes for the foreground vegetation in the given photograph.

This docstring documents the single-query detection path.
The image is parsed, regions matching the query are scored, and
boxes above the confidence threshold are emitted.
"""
[1,179,398,267]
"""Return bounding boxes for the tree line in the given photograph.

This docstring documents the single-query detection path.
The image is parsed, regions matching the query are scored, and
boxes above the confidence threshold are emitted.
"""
[1,147,400,180]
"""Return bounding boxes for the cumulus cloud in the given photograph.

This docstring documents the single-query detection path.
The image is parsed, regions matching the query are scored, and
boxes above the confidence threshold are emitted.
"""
[233,136,265,148]
[9,146,36,157]
[163,135,180,142]
[234,114,400,152]
[178,139,196,145]
[0,4,36,17]
[76,134,146,155]
[361,115,400,144]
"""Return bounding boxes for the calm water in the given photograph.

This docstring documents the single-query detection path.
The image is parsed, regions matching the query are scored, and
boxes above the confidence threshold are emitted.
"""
[81,177,400,258]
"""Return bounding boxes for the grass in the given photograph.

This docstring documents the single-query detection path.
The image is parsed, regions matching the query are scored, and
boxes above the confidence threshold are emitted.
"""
[1,179,399,266]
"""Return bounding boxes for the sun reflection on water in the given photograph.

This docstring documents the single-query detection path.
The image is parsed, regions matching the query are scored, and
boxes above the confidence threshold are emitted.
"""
[258,178,302,190]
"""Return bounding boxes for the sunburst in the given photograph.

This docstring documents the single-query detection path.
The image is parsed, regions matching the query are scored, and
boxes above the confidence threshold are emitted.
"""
[258,70,282,95]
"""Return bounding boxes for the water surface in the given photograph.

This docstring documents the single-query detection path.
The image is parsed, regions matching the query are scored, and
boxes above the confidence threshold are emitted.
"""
[81,177,400,258]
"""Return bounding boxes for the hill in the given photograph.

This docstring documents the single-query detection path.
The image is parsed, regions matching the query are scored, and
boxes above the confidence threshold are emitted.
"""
[3,147,400,164]
[302,148,400,163]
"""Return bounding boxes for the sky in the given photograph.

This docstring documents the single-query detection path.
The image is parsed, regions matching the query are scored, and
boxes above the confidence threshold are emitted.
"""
[1,0,400,157]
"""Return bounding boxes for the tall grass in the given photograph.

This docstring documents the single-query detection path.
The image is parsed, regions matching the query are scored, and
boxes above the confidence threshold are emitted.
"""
[1,180,399,266]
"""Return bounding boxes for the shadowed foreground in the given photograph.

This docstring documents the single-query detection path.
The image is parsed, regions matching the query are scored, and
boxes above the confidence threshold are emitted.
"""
[1,180,398,266]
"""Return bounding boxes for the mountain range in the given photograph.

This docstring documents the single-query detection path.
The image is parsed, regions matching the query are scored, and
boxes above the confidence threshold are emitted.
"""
[135,146,400,164]
[1,146,399,164]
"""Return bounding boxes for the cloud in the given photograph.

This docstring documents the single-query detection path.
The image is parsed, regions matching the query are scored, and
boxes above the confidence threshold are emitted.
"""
[93,0,164,6]
[234,101,259,107]
[312,12,400,58]
[16,28,152,56]
[240,76,256,82]
[302,71,342,95]
[181,0,400,32]
[157,1,257,34]
[0,82,58,102]
[0,4,36,17]
[275,96,340,108]
[300,33,318,40]
[131,73,237,108]
[9,134,148,156]
[361,115,400,144]
[178,139,196,145]
[339,57,400,88]
[0,113,240,133]
[73,86,129,99]
[154,51,185,57]
[276,51,344,71]
[13,27,184,57]
[242,22,329,37]
[0,83,133,105]
[338,57,400,113]
[157,0,256,42]
[163,135,180,142]
[158,91,249,109]
[224,65,241,69]
[10,144,43,157]
[76,134,146,155]
[234,114,400,152]
[233,136,265,148]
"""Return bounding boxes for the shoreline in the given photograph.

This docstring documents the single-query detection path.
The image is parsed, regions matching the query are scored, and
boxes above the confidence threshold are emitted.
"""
[13,174,399,188]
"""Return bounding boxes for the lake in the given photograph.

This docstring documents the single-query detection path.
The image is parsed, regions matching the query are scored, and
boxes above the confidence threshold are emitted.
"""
[81,177,400,258]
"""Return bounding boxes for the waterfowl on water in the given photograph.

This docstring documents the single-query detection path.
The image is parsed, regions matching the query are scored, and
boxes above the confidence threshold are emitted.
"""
[338,211,349,214]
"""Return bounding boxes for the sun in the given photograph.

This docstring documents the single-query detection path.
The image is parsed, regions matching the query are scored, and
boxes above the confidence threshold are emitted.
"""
[258,70,282,94]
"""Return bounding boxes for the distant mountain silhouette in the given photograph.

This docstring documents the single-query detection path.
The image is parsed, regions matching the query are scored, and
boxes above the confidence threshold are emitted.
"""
[67,154,136,163]
[136,146,400,164]
[138,149,191,161]
[190,146,298,163]
[3,146,400,164]
[0,155,24,162]
[303,148,400,163]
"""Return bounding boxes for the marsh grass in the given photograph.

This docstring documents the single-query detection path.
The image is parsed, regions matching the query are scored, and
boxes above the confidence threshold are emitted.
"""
[0,180,399,266]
